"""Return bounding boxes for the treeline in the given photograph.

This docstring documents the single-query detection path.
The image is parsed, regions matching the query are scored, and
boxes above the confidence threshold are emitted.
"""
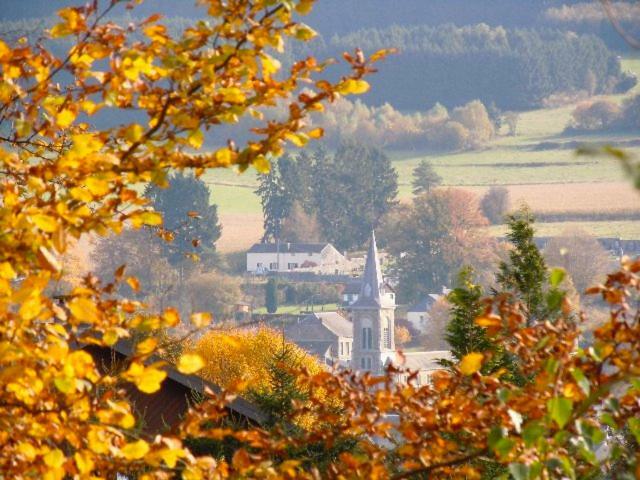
[309,97,495,151]
[257,142,398,251]
[302,23,635,110]
[566,94,640,132]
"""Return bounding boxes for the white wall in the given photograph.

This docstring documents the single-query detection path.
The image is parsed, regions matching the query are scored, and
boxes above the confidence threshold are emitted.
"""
[246,251,324,273]
[407,311,428,333]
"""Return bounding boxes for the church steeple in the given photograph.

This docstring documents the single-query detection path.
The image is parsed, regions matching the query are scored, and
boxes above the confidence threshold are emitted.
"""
[353,231,394,309]
[350,230,396,374]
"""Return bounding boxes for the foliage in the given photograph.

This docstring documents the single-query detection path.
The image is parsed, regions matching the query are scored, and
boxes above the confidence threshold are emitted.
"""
[394,325,412,346]
[568,93,640,133]
[384,188,496,302]
[411,159,442,195]
[193,326,322,395]
[256,155,294,242]
[0,0,384,476]
[544,228,612,297]
[480,186,511,225]
[445,268,492,361]
[280,201,322,243]
[265,278,279,314]
[145,172,221,268]
[185,269,243,321]
[496,207,552,324]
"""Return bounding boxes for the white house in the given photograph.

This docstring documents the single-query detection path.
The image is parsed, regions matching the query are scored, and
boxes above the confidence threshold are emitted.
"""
[246,242,347,274]
[406,287,451,333]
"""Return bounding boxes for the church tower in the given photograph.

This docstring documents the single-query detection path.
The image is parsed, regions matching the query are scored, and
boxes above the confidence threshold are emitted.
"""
[351,231,396,374]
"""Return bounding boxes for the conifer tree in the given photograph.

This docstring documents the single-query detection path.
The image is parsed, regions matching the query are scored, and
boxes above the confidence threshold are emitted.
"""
[445,268,491,361]
[496,207,548,325]
[265,278,279,314]
[411,159,442,195]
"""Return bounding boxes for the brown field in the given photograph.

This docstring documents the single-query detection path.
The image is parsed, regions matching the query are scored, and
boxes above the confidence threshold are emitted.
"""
[465,181,640,213]
[217,213,264,253]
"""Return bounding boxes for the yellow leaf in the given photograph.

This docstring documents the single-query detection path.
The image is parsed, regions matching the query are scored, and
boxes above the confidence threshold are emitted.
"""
[475,314,502,328]
[31,213,58,233]
[253,155,271,173]
[136,337,157,355]
[0,262,16,280]
[125,124,144,143]
[261,55,281,77]
[336,79,370,95]
[125,362,167,394]
[55,108,76,128]
[158,447,183,468]
[177,354,205,374]
[214,147,233,165]
[307,127,324,139]
[130,211,163,228]
[460,352,484,376]
[86,177,110,197]
[284,132,308,147]
[187,129,204,149]
[43,448,65,468]
[220,87,246,104]
[162,308,180,327]
[19,296,42,321]
[0,40,10,60]
[121,439,150,460]
[16,442,37,461]
[294,24,317,41]
[190,312,212,328]
[295,0,314,15]
[74,450,95,475]
[68,297,101,324]
[126,276,140,292]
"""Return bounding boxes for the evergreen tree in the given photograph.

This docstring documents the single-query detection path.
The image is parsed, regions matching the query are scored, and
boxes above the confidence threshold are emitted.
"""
[496,207,548,325]
[445,268,491,361]
[145,172,221,269]
[313,141,398,250]
[256,157,294,242]
[265,278,278,314]
[411,159,442,195]
[250,344,308,429]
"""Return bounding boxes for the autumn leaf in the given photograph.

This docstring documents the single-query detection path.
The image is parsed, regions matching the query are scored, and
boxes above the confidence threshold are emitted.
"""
[177,354,205,374]
[121,440,150,460]
[460,352,484,375]
[190,312,212,328]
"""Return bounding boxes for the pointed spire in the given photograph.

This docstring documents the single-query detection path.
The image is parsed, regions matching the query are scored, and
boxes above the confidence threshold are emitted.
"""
[357,231,384,305]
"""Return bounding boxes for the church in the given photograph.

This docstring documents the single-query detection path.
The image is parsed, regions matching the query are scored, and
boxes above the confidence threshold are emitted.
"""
[285,231,451,385]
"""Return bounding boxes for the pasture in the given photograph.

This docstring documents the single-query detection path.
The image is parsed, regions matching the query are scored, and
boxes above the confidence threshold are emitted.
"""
[209,55,640,253]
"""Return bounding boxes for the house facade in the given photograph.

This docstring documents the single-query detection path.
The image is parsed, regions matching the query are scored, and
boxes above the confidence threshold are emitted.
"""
[246,242,347,274]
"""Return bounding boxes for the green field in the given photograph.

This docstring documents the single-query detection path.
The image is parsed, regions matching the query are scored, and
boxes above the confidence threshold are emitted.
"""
[208,55,640,252]
[253,303,339,315]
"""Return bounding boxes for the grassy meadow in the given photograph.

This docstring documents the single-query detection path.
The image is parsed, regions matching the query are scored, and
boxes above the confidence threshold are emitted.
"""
[208,56,640,252]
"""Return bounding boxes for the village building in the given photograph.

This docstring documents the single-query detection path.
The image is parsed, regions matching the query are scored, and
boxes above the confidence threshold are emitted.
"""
[406,287,450,333]
[246,242,348,274]
[284,311,353,367]
[285,232,451,385]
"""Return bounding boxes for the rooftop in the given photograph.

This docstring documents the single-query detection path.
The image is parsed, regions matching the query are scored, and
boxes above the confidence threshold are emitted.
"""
[247,242,330,254]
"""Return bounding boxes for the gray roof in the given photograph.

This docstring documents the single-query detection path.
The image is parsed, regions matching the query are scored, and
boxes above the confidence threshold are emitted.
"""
[407,295,441,313]
[312,312,353,338]
[398,350,452,371]
[343,281,362,295]
[296,341,334,359]
[285,312,353,341]
[247,242,329,254]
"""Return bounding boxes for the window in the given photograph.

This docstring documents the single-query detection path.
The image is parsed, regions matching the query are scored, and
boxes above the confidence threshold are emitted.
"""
[366,357,372,369]
[287,262,298,269]
[360,358,365,369]
[346,342,350,355]
[383,318,391,349]
[361,357,372,370]
[257,262,263,268]
[340,342,344,356]
[362,327,372,349]
[269,262,278,270]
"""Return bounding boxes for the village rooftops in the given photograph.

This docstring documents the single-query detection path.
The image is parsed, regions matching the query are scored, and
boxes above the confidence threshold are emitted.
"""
[399,350,452,371]
[286,311,353,339]
[247,242,331,254]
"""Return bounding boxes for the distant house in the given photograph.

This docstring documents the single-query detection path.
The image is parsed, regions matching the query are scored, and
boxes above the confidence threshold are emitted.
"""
[406,288,451,333]
[341,281,361,306]
[284,311,353,367]
[246,242,347,274]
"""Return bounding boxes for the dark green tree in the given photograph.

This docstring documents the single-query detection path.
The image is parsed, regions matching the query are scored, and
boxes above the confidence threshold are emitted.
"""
[145,172,221,269]
[313,141,398,250]
[411,159,442,195]
[445,268,491,361]
[496,207,548,325]
[265,278,279,314]
[256,156,294,242]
